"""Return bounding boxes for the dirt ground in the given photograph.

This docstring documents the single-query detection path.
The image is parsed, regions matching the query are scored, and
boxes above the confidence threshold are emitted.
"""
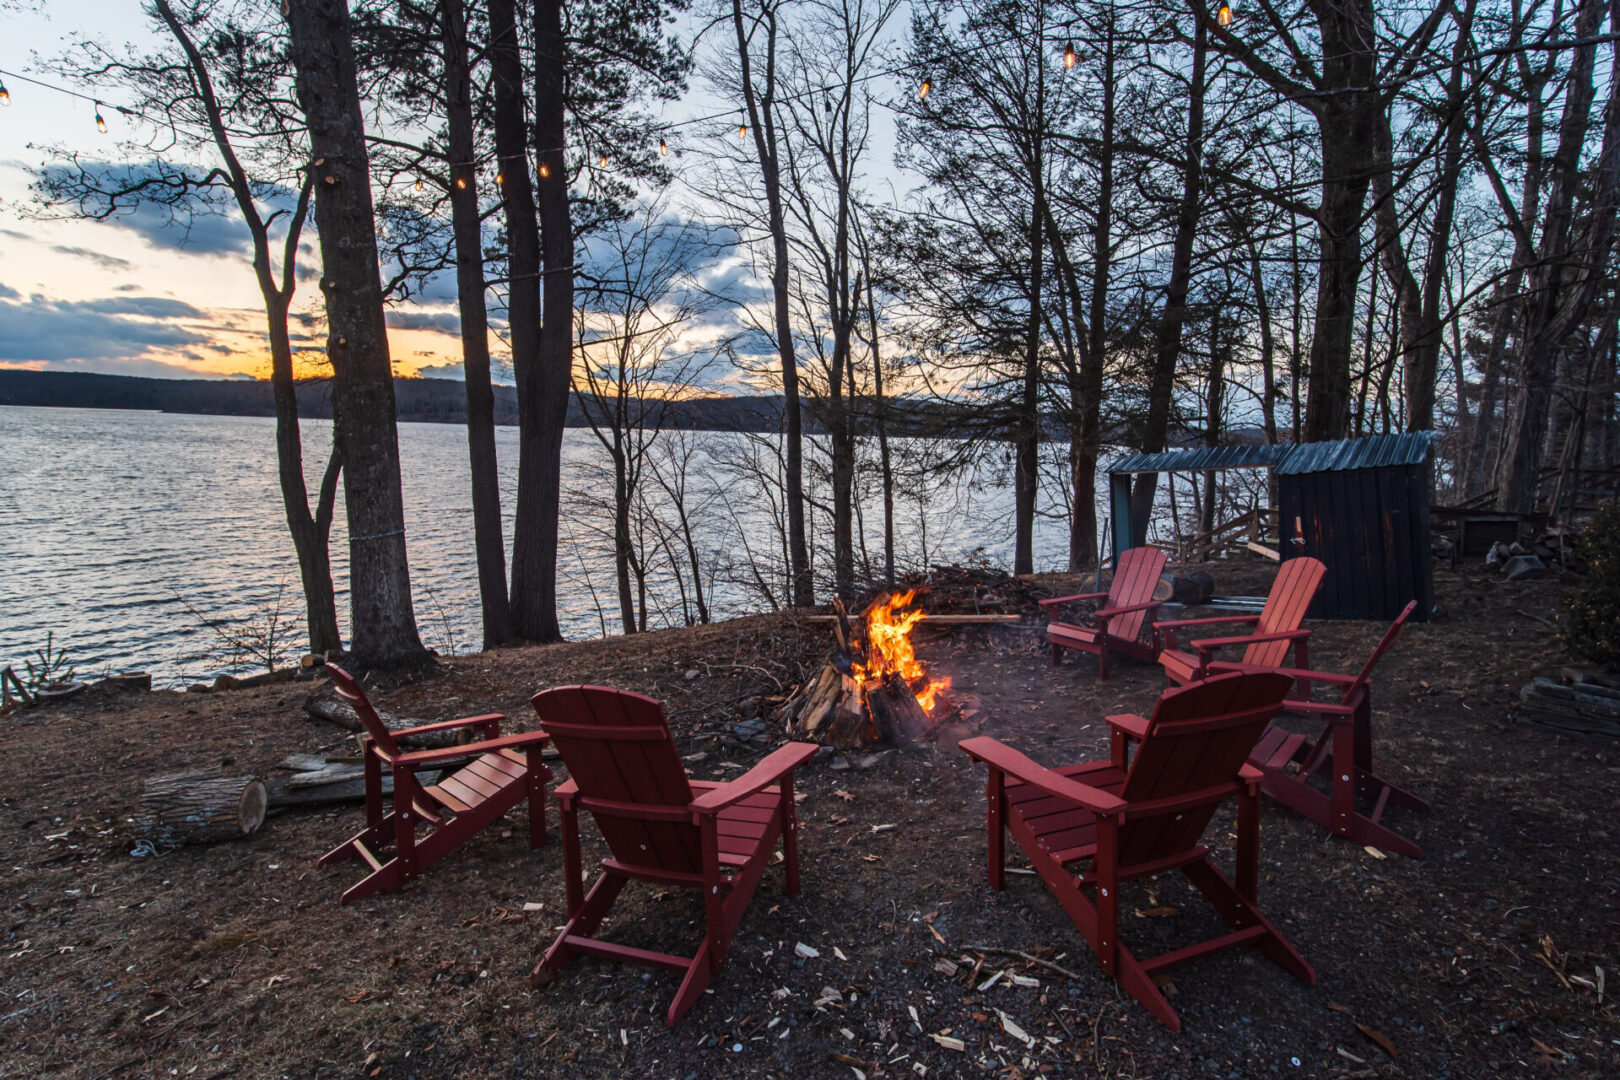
[2,558,1617,1079]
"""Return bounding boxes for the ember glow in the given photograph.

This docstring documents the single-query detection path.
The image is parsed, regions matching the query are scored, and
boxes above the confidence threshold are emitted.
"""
[854,590,952,714]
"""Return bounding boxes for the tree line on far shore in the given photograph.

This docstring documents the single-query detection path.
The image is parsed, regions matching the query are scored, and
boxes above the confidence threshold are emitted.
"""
[30,0,1620,667]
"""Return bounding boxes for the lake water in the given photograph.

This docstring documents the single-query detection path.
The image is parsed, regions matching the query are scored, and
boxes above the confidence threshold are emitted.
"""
[0,406,1086,684]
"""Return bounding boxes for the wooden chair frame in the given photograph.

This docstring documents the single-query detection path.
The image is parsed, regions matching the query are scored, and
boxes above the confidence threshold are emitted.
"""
[1211,600,1430,857]
[961,672,1314,1030]
[530,686,817,1026]
[1155,556,1325,686]
[318,665,551,904]
[1040,546,1168,679]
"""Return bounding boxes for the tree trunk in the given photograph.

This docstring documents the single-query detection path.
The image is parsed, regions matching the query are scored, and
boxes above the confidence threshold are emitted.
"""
[1132,15,1205,542]
[508,0,574,642]
[734,0,811,607]
[286,0,427,670]
[442,0,512,650]
[152,0,342,657]
[1499,0,1614,512]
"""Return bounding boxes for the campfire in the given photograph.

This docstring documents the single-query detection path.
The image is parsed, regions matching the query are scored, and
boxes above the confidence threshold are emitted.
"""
[782,590,965,748]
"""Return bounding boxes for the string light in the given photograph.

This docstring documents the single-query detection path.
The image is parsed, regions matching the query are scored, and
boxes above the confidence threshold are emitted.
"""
[496,171,504,185]
[918,78,931,99]
[739,123,748,140]
[1063,41,1077,69]
[414,177,423,191]
[1218,1,1233,25]
[598,152,607,167]
[94,102,107,133]
[0,80,10,107]
[538,161,550,178]
[455,176,467,189]
[659,137,668,156]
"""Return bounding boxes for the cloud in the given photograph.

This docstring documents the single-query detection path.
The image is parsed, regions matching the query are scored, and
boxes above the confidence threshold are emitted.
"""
[50,245,133,271]
[0,291,213,368]
[385,309,461,334]
[412,362,465,380]
[0,283,19,300]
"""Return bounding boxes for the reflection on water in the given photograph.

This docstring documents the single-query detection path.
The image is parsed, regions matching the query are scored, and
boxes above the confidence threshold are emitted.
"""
[0,405,1086,683]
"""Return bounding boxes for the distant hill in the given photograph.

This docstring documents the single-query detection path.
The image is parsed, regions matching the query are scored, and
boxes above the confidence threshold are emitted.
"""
[0,369,788,433]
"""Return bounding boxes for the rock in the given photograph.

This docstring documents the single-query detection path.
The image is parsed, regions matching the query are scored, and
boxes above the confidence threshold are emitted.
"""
[1502,555,1547,581]
[684,669,701,681]
[730,719,768,742]
[212,674,240,691]
[100,672,152,693]
[235,668,297,689]
[186,683,211,694]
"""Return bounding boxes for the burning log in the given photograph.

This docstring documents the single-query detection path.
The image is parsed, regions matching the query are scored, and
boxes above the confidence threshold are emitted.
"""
[785,590,964,749]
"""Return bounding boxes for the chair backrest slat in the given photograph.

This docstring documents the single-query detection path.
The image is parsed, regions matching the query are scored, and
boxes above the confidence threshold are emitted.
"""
[1118,671,1294,865]
[325,665,400,758]
[1106,547,1169,643]
[1244,558,1326,667]
[531,686,702,875]
[1339,600,1417,705]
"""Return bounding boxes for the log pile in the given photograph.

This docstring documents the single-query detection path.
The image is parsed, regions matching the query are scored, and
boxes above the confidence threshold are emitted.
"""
[1517,675,1620,740]
[133,771,267,847]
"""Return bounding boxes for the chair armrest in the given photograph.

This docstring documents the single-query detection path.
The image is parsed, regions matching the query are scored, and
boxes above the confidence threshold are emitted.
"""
[1239,763,1264,785]
[393,729,549,767]
[1096,599,1162,621]
[1154,614,1261,632]
[1278,699,1357,719]
[691,742,818,816]
[1193,628,1311,664]
[392,713,505,740]
[1106,713,1151,740]
[1206,662,1356,687]
[960,737,1126,816]
[1039,591,1109,609]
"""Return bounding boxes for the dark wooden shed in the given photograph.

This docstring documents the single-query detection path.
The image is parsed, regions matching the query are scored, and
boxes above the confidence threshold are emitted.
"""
[1276,432,1433,622]
[1106,432,1433,622]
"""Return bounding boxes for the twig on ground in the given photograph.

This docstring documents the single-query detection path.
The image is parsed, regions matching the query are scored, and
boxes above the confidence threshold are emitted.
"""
[960,944,1087,981]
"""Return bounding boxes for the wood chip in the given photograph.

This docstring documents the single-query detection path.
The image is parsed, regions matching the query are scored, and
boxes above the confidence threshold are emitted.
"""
[1363,845,1387,860]
[795,942,821,959]
[929,1034,966,1052]
[1354,1021,1397,1057]
[998,1010,1033,1047]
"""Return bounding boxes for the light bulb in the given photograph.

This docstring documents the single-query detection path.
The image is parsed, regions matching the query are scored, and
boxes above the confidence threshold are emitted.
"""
[95,107,108,133]
[918,79,931,99]
[455,176,467,189]
[1063,42,1077,69]
[414,178,423,192]
[739,123,748,140]
[1218,2,1232,25]
[496,172,504,185]
[539,162,550,178]
[0,81,10,107]
[598,152,607,167]
[659,138,668,156]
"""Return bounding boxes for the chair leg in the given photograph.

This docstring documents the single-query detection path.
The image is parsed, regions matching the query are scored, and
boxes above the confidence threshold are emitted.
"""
[1096,643,1110,681]
[534,869,627,985]
[986,768,1005,892]
[1049,642,1063,666]
[526,761,550,850]
[780,776,801,896]
[1183,858,1314,984]
[667,942,719,1027]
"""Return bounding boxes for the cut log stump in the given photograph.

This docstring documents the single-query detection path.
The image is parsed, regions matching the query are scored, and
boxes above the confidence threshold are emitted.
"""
[134,771,268,846]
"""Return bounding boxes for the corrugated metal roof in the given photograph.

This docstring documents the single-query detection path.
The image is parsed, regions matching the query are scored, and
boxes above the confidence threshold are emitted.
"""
[1274,431,1432,475]
[1107,443,1289,473]
[1107,432,1433,476]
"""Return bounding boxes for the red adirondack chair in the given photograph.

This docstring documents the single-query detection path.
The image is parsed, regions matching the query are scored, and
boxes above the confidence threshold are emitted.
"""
[1154,556,1325,685]
[318,665,552,904]
[960,671,1313,1031]
[529,686,818,1026]
[1040,546,1169,679]
[1211,600,1430,857]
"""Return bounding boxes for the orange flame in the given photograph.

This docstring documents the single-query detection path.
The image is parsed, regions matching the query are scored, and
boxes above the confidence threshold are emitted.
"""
[853,590,952,715]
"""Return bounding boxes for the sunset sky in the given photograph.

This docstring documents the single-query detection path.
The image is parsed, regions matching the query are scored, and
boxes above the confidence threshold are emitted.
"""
[0,3,806,388]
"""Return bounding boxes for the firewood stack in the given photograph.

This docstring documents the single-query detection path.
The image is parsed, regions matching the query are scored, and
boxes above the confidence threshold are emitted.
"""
[780,595,958,749]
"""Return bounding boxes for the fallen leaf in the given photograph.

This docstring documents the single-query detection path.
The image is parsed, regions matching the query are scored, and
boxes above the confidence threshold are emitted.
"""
[828,1053,868,1068]
[834,789,856,802]
[1354,1021,1397,1057]
[1134,906,1178,919]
